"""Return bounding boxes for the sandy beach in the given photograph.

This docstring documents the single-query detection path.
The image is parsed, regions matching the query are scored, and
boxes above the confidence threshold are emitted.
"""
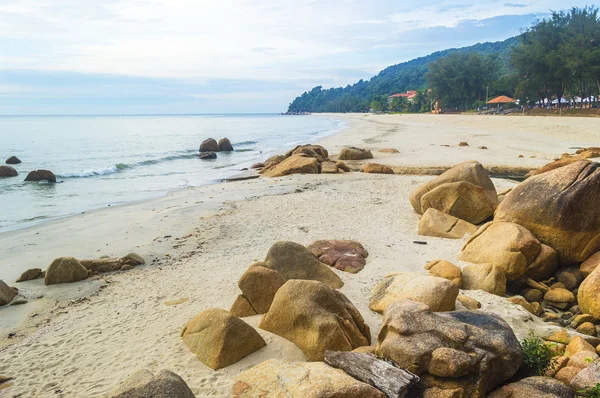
[1,113,599,397]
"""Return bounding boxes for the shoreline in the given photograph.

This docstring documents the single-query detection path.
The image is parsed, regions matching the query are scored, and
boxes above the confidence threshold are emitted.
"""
[1,112,599,396]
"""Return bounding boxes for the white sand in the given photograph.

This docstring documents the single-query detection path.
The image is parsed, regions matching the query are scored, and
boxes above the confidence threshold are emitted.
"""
[1,113,597,397]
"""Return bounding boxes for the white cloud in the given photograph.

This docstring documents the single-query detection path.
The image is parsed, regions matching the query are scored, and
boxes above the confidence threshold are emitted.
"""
[0,0,589,82]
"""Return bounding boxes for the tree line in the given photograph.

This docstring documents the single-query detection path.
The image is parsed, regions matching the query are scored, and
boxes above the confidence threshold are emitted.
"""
[287,6,600,113]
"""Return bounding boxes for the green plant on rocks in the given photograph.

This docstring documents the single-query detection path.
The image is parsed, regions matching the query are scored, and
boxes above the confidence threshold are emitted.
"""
[579,383,600,398]
[521,331,557,376]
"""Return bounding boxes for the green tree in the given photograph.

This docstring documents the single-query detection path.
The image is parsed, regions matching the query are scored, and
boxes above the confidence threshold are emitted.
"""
[389,96,408,112]
[425,52,499,110]
[370,95,389,112]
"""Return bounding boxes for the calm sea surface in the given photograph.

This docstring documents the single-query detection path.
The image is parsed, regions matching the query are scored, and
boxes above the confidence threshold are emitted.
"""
[0,114,343,232]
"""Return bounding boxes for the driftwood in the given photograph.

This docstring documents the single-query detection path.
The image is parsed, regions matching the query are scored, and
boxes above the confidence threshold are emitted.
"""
[324,350,420,398]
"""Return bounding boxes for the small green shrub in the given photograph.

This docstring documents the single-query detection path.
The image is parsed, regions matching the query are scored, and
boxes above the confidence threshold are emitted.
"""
[520,331,557,376]
[579,383,600,397]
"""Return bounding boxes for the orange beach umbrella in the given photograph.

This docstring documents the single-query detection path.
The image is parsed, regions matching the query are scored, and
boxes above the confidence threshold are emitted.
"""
[486,95,515,104]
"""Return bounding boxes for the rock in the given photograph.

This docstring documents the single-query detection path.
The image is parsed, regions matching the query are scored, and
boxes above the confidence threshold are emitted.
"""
[581,252,600,277]
[577,147,600,158]
[545,329,572,345]
[376,299,522,397]
[287,144,329,162]
[424,260,462,288]
[487,376,574,398]
[24,169,56,182]
[5,156,21,164]
[459,221,541,281]
[229,295,257,317]
[369,272,459,313]
[199,138,219,152]
[250,162,264,169]
[458,141,469,147]
[260,154,318,177]
[522,288,543,303]
[571,358,600,392]
[44,257,89,285]
[336,161,351,172]
[567,350,598,369]
[259,280,370,361]
[180,308,265,369]
[571,315,595,330]
[321,161,339,174]
[420,181,496,224]
[578,266,600,318]
[526,156,584,177]
[546,355,569,377]
[378,148,399,153]
[231,359,384,398]
[121,253,145,266]
[0,165,17,177]
[80,258,124,273]
[557,271,579,290]
[462,263,507,296]
[218,138,234,151]
[526,244,559,281]
[456,295,481,310]
[230,264,286,316]
[363,163,394,174]
[530,302,545,316]
[410,160,497,216]
[555,366,581,384]
[495,161,600,265]
[577,322,597,336]
[544,288,575,310]
[338,147,373,161]
[542,312,563,324]
[507,296,536,315]
[199,151,217,160]
[0,280,17,306]
[307,240,368,274]
[262,241,343,289]
[110,369,195,398]
[418,208,478,239]
[16,268,43,283]
[263,155,285,168]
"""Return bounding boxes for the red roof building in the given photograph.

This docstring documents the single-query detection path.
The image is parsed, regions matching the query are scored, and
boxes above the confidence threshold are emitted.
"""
[389,90,417,100]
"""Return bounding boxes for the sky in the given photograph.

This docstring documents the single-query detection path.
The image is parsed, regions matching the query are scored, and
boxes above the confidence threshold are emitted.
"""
[0,0,591,114]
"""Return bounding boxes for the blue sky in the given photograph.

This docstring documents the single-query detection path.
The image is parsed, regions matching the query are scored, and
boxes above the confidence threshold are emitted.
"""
[0,0,590,114]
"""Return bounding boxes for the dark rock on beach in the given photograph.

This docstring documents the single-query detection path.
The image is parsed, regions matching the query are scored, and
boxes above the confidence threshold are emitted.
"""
[199,138,219,152]
[0,165,17,177]
[44,257,89,285]
[218,138,234,152]
[5,156,21,165]
[110,369,195,398]
[199,152,217,160]
[16,268,43,283]
[0,279,18,306]
[24,169,56,183]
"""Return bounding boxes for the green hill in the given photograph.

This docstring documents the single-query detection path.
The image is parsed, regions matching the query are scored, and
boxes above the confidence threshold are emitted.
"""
[287,36,519,113]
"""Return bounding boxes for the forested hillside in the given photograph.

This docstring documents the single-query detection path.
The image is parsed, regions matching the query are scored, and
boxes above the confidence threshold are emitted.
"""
[287,37,518,113]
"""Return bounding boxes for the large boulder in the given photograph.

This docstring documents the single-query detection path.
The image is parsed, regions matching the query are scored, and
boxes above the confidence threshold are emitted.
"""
[229,263,286,317]
[459,221,542,281]
[570,358,600,392]
[16,268,43,282]
[258,280,370,361]
[526,156,584,177]
[286,144,329,162]
[338,147,373,161]
[80,258,125,273]
[0,279,17,306]
[0,165,17,177]
[487,376,574,398]
[260,154,318,177]
[410,161,497,216]
[307,240,368,274]
[232,359,384,398]
[5,156,21,165]
[526,244,559,281]
[262,241,343,289]
[581,251,600,277]
[420,181,497,224]
[418,208,478,239]
[24,169,56,183]
[44,257,89,285]
[199,138,220,152]
[218,138,234,151]
[376,299,522,397]
[578,266,600,318]
[462,263,507,296]
[369,272,459,313]
[424,260,462,288]
[180,308,265,369]
[495,161,600,265]
[110,369,195,398]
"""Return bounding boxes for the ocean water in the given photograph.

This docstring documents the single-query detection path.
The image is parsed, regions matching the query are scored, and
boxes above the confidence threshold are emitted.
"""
[0,114,343,232]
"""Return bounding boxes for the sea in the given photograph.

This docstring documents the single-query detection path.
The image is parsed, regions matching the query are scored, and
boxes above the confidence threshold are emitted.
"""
[0,114,344,232]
